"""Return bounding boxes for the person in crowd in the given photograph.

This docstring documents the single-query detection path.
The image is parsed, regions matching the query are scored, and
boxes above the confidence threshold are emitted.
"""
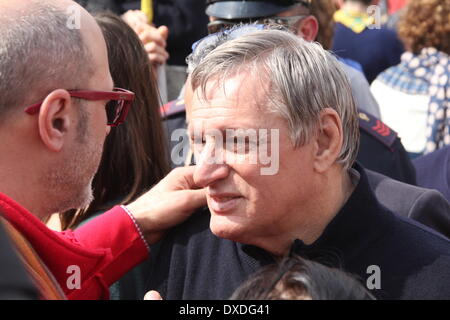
[371,0,450,157]
[163,0,416,185]
[305,0,414,183]
[0,0,205,299]
[414,146,450,205]
[97,0,209,101]
[205,0,381,118]
[332,0,404,83]
[181,25,449,239]
[59,12,170,231]
[75,0,170,66]
[54,12,173,300]
[230,255,375,300]
[145,28,450,300]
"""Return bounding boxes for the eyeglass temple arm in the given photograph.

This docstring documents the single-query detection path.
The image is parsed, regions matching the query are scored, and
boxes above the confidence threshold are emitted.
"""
[24,103,42,115]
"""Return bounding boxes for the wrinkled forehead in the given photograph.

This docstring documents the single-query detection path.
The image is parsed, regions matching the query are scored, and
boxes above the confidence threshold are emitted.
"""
[190,72,270,116]
[189,73,280,133]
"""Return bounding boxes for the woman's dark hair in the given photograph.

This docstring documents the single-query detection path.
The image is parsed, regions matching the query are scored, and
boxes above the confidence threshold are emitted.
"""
[60,13,170,229]
[230,255,376,300]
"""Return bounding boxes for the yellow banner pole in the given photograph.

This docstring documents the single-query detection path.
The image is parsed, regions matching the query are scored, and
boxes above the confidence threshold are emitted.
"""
[141,0,153,23]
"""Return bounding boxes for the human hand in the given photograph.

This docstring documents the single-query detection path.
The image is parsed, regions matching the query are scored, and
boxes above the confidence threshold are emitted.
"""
[140,25,170,65]
[125,166,206,245]
[121,10,149,33]
[122,10,170,65]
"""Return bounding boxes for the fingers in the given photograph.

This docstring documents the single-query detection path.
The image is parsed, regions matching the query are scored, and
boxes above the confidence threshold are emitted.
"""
[145,41,169,65]
[122,11,170,66]
[126,166,206,244]
[163,166,200,190]
[144,290,163,300]
[139,26,167,47]
[158,25,169,40]
[122,10,149,31]
[179,189,208,212]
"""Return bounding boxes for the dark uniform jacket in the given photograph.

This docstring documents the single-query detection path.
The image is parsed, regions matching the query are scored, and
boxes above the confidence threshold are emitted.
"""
[357,111,416,184]
[367,170,450,239]
[144,164,450,300]
[414,146,450,203]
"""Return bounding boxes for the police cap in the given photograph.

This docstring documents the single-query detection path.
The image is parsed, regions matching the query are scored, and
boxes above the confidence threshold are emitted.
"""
[206,0,310,20]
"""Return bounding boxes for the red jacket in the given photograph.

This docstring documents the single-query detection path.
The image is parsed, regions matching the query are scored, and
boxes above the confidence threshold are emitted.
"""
[0,192,148,300]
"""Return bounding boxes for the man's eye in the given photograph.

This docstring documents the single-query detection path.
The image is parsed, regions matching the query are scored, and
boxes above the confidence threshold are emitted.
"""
[226,136,251,153]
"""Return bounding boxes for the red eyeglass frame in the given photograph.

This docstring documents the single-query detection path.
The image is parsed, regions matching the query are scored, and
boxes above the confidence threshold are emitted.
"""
[24,87,135,126]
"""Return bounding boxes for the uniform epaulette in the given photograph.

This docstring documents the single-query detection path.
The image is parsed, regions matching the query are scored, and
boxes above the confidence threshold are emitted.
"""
[160,99,186,118]
[358,110,397,148]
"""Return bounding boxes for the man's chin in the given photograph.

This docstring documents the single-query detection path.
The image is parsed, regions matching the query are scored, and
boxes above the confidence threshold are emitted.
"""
[209,216,247,243]
[64,183,94,212]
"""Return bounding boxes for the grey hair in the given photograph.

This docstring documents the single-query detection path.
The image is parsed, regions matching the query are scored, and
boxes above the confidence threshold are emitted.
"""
[0,1,90,119]
[189,28,359,169]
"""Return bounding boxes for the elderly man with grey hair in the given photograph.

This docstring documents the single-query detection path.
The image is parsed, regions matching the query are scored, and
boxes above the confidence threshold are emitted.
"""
[145,27,450,300]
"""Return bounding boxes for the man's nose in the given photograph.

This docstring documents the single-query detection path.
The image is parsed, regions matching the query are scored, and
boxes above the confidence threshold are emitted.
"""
[193,144,230,188]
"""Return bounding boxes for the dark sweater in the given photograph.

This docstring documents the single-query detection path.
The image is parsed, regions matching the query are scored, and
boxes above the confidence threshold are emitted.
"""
[144,164,450,300]
[414,146,450,203]
[332,23,404,83]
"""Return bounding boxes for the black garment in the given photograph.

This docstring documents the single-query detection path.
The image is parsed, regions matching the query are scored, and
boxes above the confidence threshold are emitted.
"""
[358,111,416,185]
[414,146,450,203]
[153,0,209,66]
[0,220,39,300]
[145,164,450,300]
[366,170,450,239]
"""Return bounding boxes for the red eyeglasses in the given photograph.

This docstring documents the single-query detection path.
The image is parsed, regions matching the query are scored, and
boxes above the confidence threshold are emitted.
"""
[24,87,135,126]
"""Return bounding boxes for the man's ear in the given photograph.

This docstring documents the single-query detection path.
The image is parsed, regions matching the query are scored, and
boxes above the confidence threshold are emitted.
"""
[37,89,73,152]
[295,15,319,42]
[313,108,343,173]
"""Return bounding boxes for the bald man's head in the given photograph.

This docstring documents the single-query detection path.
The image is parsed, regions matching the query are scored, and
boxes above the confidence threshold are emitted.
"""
[0,0,105,120]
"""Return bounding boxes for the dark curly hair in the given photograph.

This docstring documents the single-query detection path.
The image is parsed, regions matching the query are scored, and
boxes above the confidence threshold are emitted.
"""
[398,0,450,55]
